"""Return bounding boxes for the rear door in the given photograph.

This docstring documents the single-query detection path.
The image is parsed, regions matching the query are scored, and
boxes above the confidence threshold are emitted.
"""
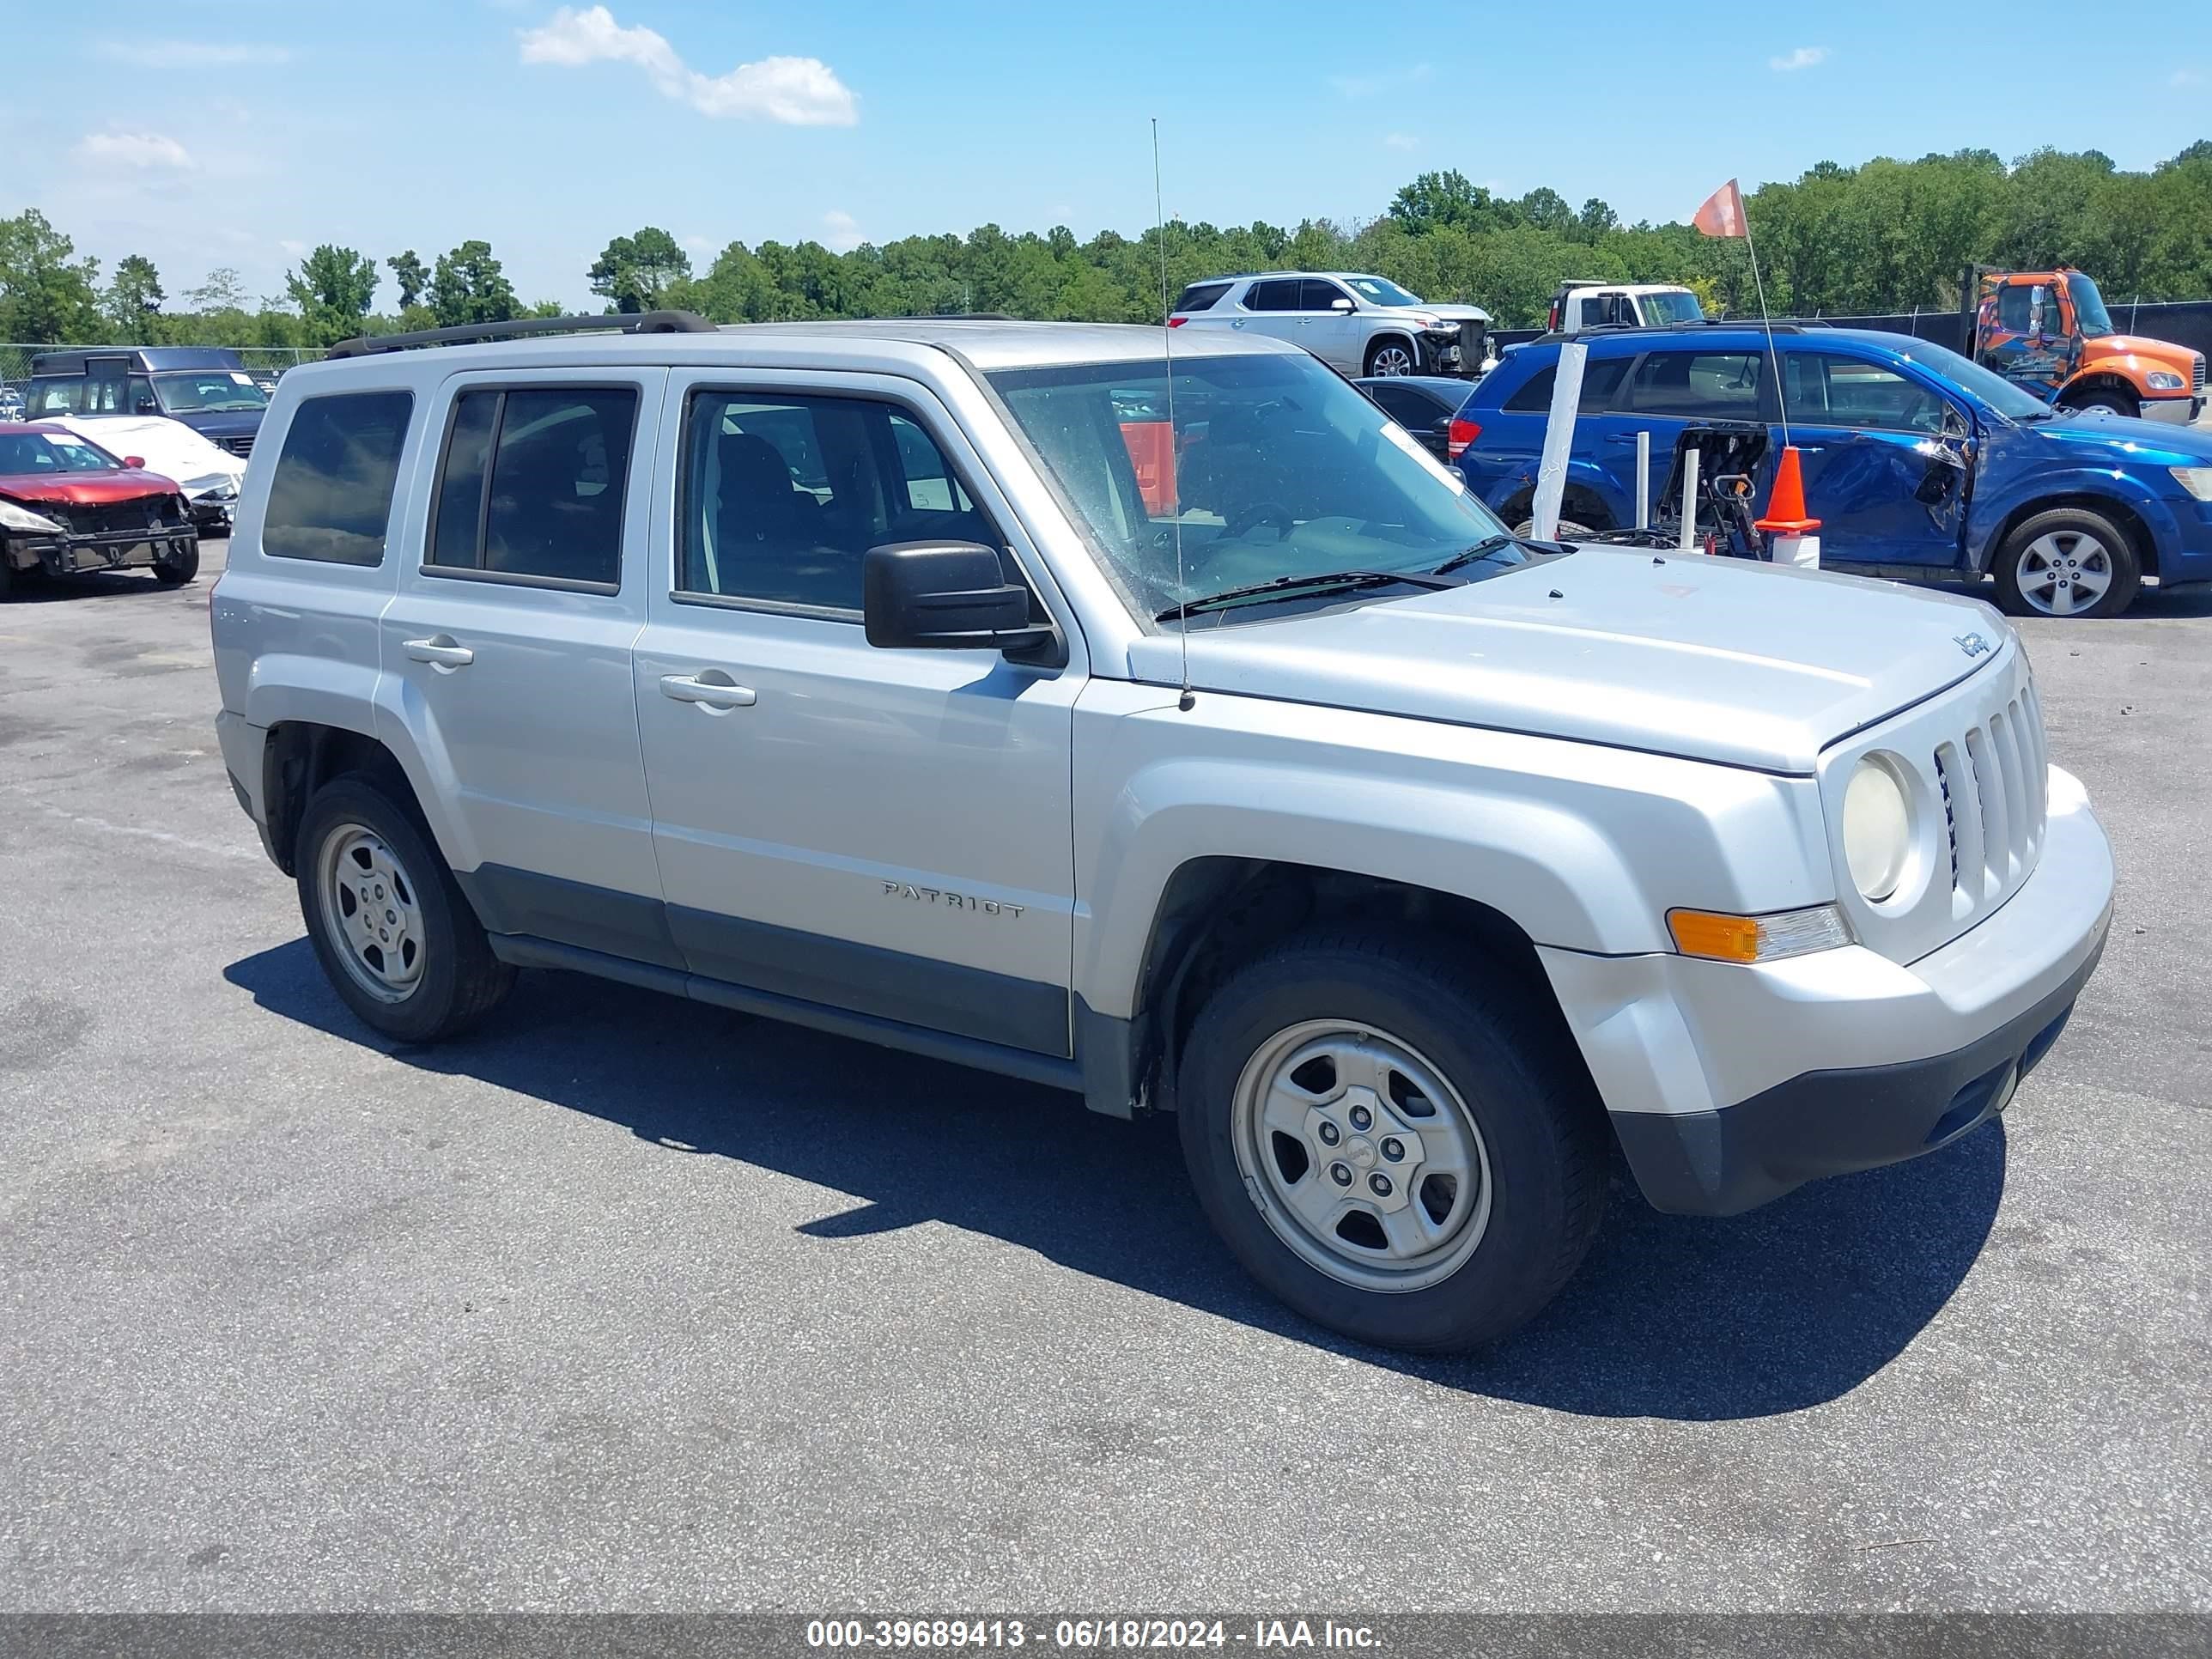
[630,369,1081,1058]
[1238,279,1307,349]
[377,368,673,963]
[1777,349,1967,568]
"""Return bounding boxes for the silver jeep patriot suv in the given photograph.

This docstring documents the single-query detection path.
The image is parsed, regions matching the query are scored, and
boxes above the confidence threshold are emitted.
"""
[211,311,2113,1351]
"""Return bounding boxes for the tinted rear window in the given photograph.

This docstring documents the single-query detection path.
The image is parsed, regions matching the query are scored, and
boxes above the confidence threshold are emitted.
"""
[261,391,415,566]
[1502,356,1632,413]
[1174,282,1233,314]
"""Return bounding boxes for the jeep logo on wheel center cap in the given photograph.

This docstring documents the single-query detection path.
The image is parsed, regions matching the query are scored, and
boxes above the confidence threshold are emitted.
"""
[1346,1138,1380,1171]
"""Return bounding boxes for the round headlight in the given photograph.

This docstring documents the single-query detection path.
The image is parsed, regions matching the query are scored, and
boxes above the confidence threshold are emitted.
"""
[1843,757,1911,902]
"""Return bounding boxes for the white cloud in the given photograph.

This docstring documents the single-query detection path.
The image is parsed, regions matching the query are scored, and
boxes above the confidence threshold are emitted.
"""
[98,40,292,67]
[1331,62,1431,99]
[1383,132,1419,151]
[682,234,714,253]
[278,240,308,257]
[519,5,857,125]
[76,131,194,169]
[821,210,865,252]
[1769,46,1828,71]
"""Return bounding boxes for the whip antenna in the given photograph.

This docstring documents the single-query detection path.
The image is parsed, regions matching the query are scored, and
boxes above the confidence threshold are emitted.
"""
[1153,117,1193,712]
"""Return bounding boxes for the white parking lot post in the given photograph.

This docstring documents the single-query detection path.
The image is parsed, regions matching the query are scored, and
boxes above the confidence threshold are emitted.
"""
[1529,341,1586,541]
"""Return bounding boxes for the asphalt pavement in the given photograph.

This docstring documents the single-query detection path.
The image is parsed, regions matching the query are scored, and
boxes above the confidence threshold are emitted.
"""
[1,542,2206,1612]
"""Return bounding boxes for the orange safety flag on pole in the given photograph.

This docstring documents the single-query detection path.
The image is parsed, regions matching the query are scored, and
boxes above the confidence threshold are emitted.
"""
[1692,179,1747,239]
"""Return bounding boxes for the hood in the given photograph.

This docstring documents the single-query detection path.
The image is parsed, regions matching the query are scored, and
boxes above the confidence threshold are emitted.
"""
[0,469,182,507]
[2085,333,2200,377]
[1411,302,1492,325]
[43,414,246,490]
[169,408,264,438]
[2026,409,2212,466]
[1126,549,2011,775]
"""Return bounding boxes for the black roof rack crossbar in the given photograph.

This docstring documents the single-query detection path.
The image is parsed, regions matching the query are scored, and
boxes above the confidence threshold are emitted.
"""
[325,309,718,360]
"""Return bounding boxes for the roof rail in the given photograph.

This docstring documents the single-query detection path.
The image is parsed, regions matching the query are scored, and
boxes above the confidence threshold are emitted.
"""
[325,309,718,360]
[1524,321,1810,346]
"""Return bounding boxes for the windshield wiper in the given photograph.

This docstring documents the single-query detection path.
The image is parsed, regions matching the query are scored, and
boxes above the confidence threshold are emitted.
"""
[1156,568,1460,623]
[1431,532,1566,577]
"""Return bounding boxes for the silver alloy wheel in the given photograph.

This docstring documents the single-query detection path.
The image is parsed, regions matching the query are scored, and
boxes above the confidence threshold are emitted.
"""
[1231,1019,1492,1294]
[2014,529,2115,617]
[1368,341,1416,377]
[315,822,426,1004]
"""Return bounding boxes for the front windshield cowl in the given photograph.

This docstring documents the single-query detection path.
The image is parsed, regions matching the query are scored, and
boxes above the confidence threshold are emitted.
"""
[988,349,1559,630]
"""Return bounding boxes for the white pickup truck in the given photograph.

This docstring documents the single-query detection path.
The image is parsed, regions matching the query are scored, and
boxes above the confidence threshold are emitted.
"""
[210,311,2112,1352]
[1547,280,1708,333]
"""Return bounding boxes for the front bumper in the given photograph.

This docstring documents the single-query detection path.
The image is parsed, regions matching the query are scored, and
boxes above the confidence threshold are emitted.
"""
[5,525,196,576]
[2135,393,2202,425]
[1540,765,2113,1216]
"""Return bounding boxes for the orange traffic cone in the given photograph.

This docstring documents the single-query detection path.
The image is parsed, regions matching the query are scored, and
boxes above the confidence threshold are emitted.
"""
[1755,446,1821,534]
[1757,445,1822,570]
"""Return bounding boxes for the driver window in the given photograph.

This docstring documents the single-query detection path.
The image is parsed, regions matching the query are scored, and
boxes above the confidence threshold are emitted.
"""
[1787,355,1947,433]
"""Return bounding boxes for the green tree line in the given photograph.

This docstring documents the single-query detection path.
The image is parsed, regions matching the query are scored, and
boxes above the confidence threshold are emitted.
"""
[8,142,2212,349]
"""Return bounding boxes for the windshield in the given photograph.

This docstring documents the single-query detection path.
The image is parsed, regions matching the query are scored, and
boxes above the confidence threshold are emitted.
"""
[1886,339,2055,421]
[988,350,1540,628]
[2063,273,2117,338]
[1344,276,1423,307]
[0,431,121,474]
[1639,289,1706,325]
[153,372,268,413]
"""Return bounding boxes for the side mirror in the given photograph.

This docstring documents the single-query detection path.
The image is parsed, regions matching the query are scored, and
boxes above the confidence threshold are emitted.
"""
[135,398,159,414]
[2028,284,2050,337]
[1330,296,1355,313]
[863,541,1060,661]
[123,455,146,470]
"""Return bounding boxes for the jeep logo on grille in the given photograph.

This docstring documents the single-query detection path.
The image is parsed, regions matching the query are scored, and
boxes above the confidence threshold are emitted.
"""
[1955,632,1993,658]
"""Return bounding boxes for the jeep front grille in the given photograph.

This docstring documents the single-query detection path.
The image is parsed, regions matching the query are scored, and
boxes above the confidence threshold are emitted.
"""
[1930,680,2048,923]
[219,434,254,458]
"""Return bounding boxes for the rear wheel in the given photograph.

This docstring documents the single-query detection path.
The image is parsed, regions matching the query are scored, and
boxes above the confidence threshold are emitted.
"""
[1364,336,1419,377]
[295,774,514,1042]
[1177,932,1607,1351]
[152,540,200,586]
[1992,506,2141,619]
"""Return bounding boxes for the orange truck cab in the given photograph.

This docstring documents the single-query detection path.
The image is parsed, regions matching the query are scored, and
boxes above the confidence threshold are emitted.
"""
[1966,265,2205,423]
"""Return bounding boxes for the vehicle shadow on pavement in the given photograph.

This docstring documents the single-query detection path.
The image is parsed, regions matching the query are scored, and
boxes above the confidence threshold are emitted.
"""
[226,939,2004,1423]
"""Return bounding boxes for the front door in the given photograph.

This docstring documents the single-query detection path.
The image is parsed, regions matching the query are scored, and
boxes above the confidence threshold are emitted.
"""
[631,370,1081,1058]
[378,368,674,962]
[1776,350,1968,568]
[1299,277,1365,373]
[1977,278,2073,401]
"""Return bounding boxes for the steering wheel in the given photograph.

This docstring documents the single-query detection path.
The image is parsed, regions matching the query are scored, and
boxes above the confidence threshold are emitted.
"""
[1224,500,1297,540]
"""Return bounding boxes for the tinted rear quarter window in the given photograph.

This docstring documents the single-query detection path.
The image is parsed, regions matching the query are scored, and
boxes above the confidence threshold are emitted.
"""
[261,391,415,566]
[1173,282,1233,314]
[1502,356,1632,414]
[1624,351,1764,417]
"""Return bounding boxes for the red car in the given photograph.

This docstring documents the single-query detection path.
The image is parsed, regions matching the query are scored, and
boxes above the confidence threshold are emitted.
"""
[0,422,200,598]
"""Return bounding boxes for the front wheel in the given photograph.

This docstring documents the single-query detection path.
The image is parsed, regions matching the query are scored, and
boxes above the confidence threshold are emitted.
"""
[1991,506,2141,618]
[295,775,514,1042]
[1177,932,1607,1352]
[152,539,200,586]
[1364,337,1419,377]
[2069,387,2138,420]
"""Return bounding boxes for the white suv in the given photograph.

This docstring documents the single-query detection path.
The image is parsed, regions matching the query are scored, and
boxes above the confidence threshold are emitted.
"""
[211,312,2112,1351]
[1172,271,1492,378]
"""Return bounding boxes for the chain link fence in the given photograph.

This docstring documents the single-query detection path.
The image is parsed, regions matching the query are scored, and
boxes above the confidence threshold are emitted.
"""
[0,343,325,399]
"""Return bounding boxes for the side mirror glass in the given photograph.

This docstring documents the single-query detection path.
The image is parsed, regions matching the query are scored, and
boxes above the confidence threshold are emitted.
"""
[2028,284,2050,337]
[862,541,1059,662]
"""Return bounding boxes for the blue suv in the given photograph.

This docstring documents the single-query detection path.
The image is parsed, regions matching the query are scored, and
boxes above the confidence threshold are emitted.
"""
[1456,325,2212,617]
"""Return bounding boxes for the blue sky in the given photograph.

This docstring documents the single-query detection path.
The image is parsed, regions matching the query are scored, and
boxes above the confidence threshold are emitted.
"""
[9,0,2212,312]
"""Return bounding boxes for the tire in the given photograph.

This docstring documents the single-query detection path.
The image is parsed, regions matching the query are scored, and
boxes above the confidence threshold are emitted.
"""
[295,774,514,1042]
[2069,387,2137,420]
[152,540,200,586]
[1177,931,1607,1352]
[1991,505,2141,619]
[1364,336,1419,377]
[1513,517,1598,543]
[0,556,13,602]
